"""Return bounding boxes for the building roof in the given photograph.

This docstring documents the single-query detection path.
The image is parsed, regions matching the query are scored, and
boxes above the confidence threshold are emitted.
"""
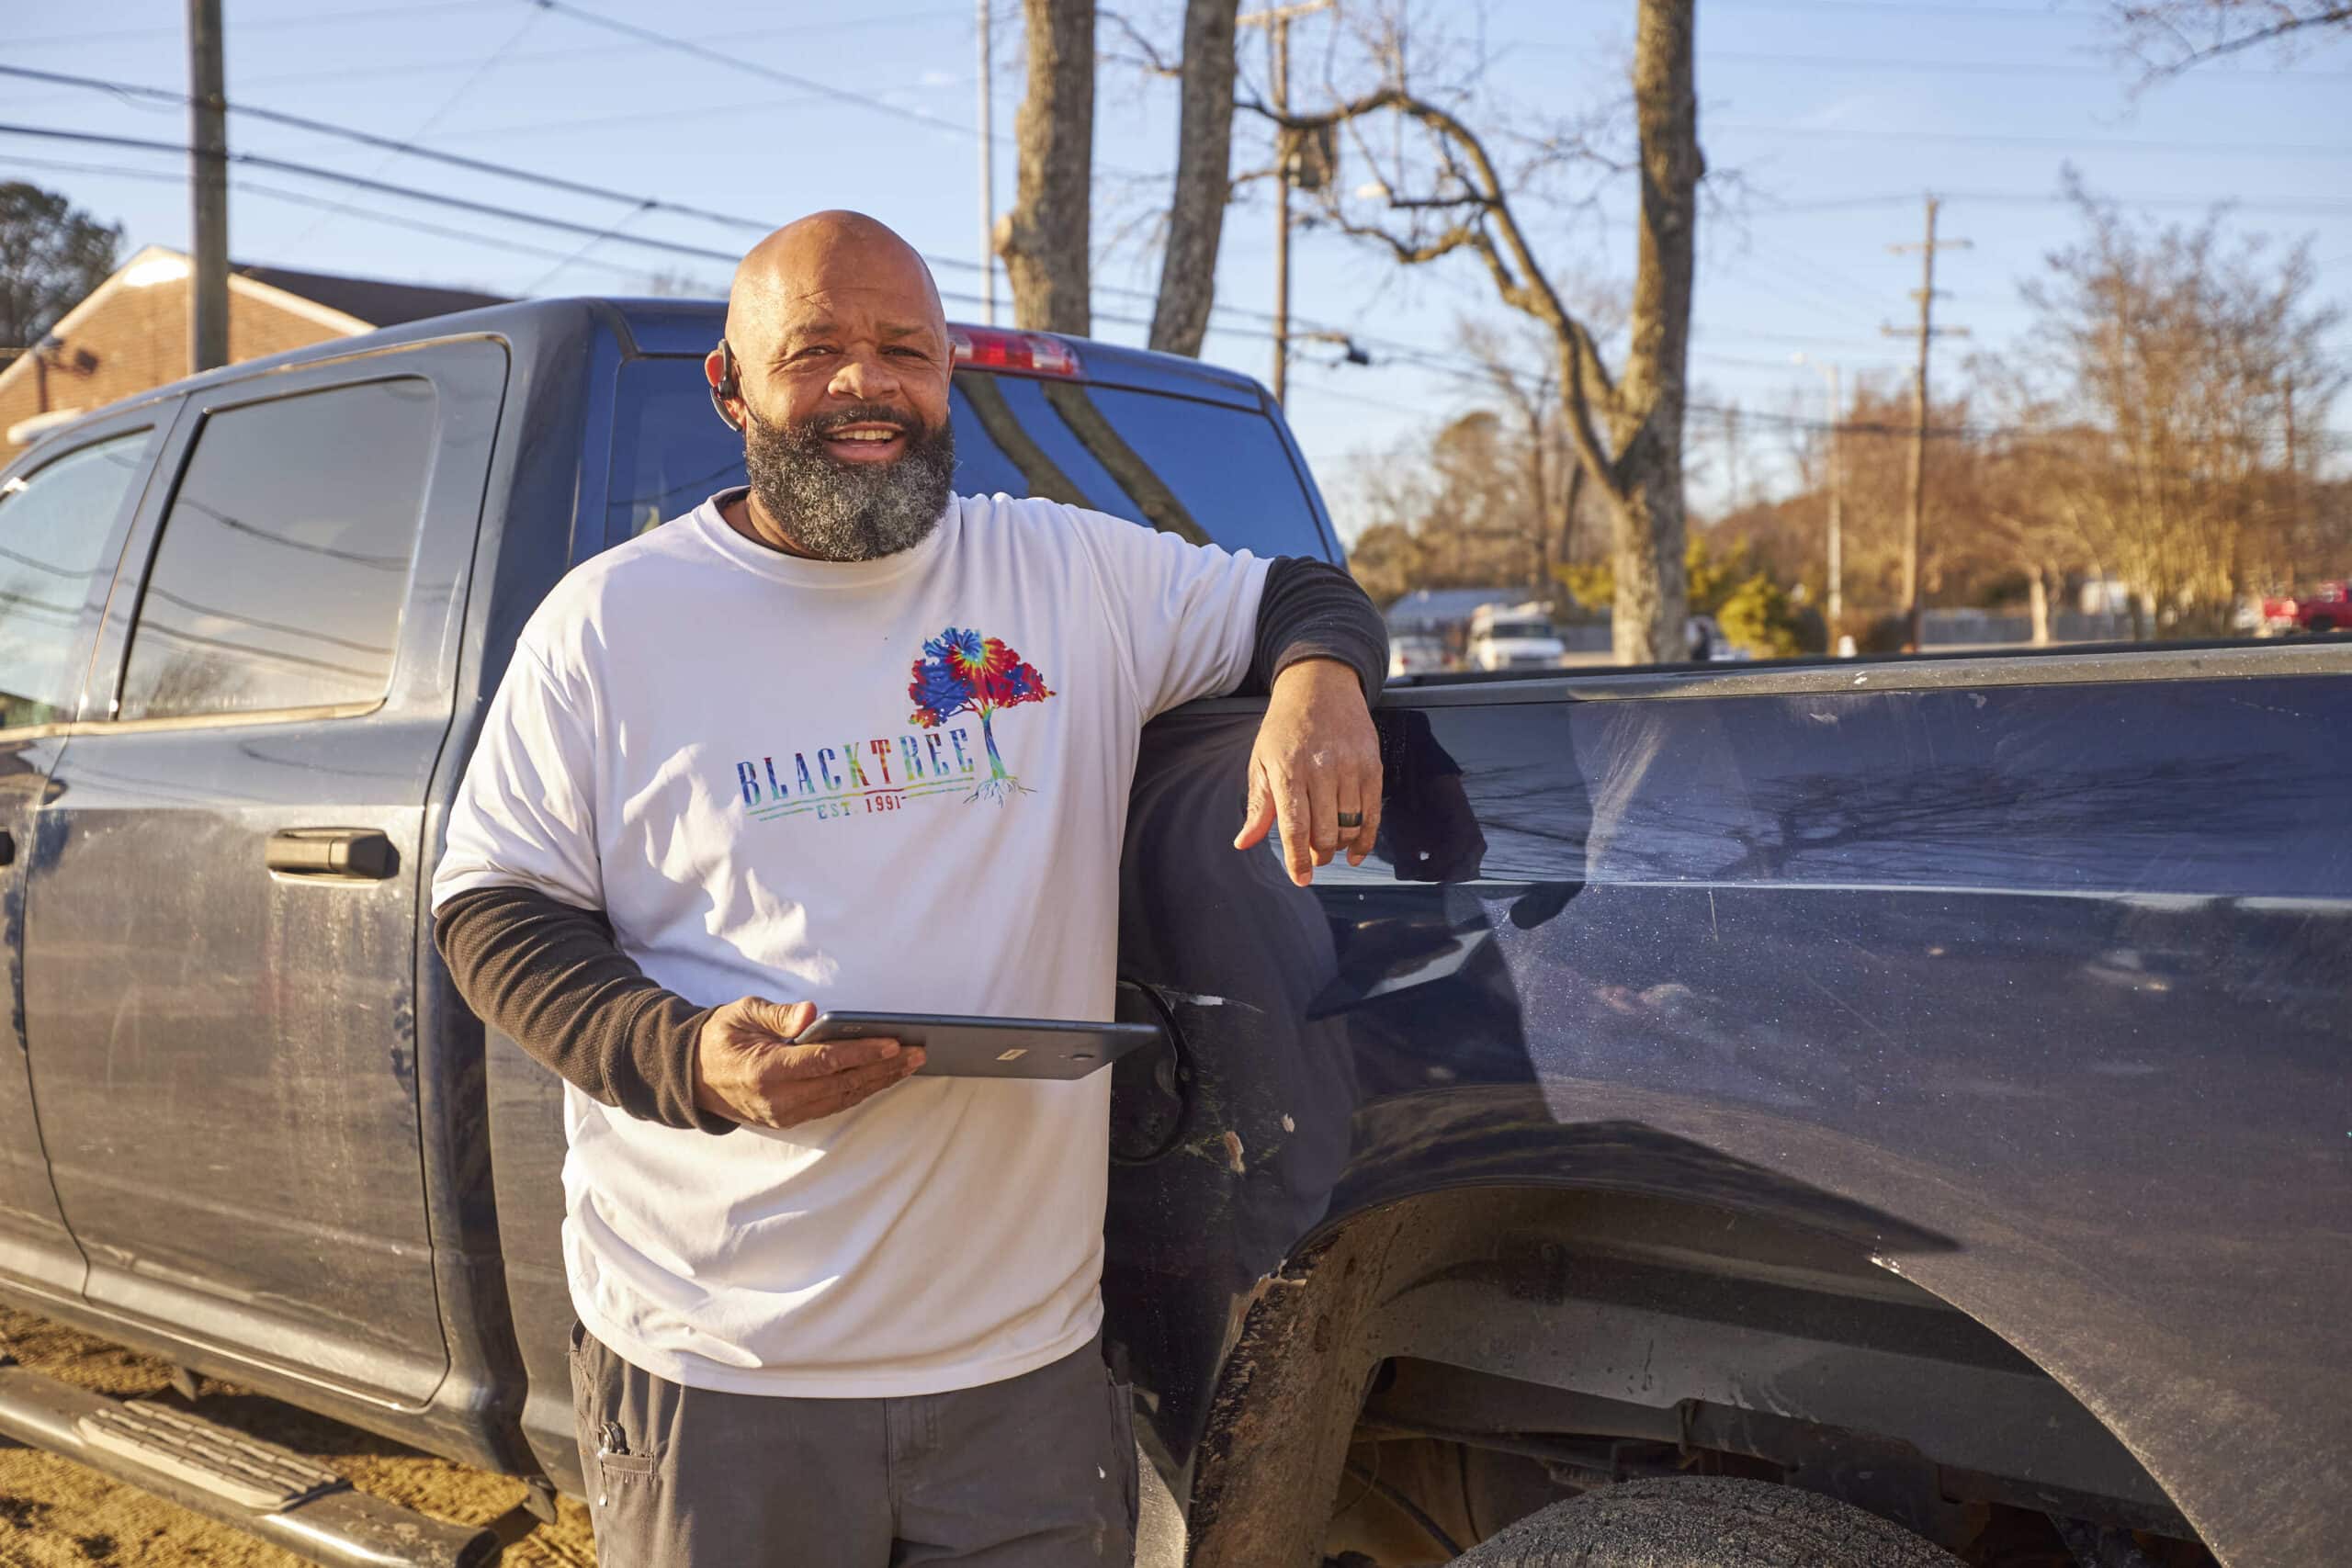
[1385,586,1526,629]
[2,247,516,446]
[232,264,509,327]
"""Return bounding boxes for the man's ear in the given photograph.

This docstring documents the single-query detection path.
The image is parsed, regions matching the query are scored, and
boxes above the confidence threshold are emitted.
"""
[706,343,744,433]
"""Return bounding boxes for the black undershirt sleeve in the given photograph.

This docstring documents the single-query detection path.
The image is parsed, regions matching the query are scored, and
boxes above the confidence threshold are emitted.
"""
[1240,555,1388,700]
[436,554,1385,1138]
[433,886,734,1135]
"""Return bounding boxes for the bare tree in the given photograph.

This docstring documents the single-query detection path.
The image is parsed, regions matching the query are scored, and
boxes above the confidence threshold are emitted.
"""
[2107,1,2352,74]
[997,0,1096,333]
[1260,0,1704,663]
[1460,319,1583,598]
[1973,433,2098,646]
[1986,175,2346,637]
[1148,0,1243,355]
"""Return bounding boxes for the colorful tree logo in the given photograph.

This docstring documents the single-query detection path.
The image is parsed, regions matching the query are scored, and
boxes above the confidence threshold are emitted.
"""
[907,627,1056,803]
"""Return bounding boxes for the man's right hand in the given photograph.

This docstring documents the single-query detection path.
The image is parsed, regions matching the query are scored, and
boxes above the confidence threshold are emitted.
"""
[692,998,923,1130]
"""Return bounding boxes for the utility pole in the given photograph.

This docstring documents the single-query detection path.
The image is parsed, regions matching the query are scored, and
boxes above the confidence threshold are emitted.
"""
[187,0,229,374]
[977,0,997,326]
[1883,195,1968,653]
[1239,0,1333,405]
[2283,372,2299,475]
[1793,354,1843,647]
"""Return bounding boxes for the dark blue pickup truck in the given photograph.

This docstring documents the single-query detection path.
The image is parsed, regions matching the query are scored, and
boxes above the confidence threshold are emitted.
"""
[0,299,2343,1568]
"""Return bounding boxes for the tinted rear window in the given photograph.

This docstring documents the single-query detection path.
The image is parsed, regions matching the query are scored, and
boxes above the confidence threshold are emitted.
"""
[604,359,1331,560]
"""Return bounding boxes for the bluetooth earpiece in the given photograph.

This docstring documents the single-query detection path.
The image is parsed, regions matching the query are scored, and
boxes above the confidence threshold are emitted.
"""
[709,338,745,432]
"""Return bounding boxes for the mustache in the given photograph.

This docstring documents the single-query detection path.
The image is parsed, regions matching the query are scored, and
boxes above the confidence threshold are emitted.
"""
[797,403,924,439]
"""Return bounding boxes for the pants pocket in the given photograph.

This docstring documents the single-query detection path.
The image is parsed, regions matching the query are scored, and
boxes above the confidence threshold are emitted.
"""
[1105,1370,1139,1535]
[593,1450,662,1510]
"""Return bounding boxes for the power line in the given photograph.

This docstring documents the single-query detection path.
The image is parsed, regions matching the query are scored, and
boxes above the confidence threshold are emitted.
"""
[0,67,1453,371]
[379,93,899,145]
[1753,189,2352,218]
[1590,0,2083,15]
[0,121,752,266]
[36,59,2326,399]
[40,81,2262,434]
[517,0,1163,180]
[525,0,989,143]
[1714,120,2350,160]
[0,63,1164,276]
[0,64,772,239]
[1705,246,1865,319]
[276,2,550,252]
[1704,49,2352,81]
[0,126,1175,333]
[16,150,2321,455]
[0,152,678,277]
[523,200,656,294]
[224,9,975,95]
[1745,236,1891,305]
[4,0,481,50]
[0,131,1595,411]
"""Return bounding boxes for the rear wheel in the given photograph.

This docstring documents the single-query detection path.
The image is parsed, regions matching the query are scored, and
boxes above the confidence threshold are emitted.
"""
[1446,1476,1962,1568]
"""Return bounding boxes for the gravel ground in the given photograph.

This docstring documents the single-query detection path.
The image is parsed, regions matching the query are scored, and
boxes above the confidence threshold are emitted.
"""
[0,1304,598,1567]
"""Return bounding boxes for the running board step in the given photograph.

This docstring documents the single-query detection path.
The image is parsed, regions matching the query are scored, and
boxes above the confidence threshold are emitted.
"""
[0,1360,503,1567]
[79,1398,347,1511]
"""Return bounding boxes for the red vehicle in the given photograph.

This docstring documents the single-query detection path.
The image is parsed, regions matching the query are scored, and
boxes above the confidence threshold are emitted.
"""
[2262,580,2350,635]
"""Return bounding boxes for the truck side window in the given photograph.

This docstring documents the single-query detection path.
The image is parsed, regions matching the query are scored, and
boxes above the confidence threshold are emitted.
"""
[118,379,437,721]
[0,430,157,730]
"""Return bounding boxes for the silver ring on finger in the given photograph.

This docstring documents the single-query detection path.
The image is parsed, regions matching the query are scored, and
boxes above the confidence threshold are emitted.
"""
[1337,810,1363,829]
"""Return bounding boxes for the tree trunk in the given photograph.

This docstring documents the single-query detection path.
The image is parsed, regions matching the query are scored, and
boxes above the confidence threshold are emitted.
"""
[1558,459,1585,583]
[2028,563,2052,646]
[1608,452,1690,667]
[1610,0,1702,663]
[1148,0,1240,355]
[996,0,1095,334]
[1526,403,1550,596]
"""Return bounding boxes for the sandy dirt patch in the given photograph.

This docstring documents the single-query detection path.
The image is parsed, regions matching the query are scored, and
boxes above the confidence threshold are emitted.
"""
[0,1304,597,1567]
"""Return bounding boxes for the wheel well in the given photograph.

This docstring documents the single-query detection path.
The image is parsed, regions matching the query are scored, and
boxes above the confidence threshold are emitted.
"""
[1183,1186,2201,1567]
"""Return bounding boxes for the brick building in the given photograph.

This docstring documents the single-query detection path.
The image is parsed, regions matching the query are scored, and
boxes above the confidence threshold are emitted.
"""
[1,246,504,458]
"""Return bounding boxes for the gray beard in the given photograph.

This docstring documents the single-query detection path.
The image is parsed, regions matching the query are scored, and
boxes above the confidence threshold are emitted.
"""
[741,403,956,562]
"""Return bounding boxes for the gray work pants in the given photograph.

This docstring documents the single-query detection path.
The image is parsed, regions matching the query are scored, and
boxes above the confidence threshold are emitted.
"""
[569,1321,1138,1567]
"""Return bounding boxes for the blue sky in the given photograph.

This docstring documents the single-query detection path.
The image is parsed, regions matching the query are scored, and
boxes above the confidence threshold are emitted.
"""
[4,0,2346,533]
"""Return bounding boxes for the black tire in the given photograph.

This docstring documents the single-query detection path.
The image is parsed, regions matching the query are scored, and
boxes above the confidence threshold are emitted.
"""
[1447,1476,1962,1568]
[2308,615,2335,635]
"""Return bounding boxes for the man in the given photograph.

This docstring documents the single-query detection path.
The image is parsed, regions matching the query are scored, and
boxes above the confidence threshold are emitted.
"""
[432,210,1386,1566]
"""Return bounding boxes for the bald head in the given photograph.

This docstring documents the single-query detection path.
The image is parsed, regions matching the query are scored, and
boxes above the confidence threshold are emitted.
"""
[725,210,946,365]
[708,209,954,457]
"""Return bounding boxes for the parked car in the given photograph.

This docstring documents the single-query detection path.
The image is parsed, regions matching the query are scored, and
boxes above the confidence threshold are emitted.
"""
[0,299,2344,1568]
[1466,601,1568,670]
[1387,633,1449,678]
[2260,580,2349,636]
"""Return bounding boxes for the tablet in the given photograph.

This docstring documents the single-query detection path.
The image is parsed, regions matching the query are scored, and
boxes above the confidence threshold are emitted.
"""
[793,1011,1162,1080]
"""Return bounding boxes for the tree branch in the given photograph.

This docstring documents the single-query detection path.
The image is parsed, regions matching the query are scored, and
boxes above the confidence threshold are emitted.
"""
[1099,9,1182,77]
[2109,1,2352,78]
[1242,83,1625,499]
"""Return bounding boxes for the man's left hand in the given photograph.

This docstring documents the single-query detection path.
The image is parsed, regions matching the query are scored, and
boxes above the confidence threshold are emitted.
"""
[1234,659,1383,886]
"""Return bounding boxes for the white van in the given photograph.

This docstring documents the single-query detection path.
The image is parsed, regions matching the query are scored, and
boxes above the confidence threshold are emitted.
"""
[1467,602,1568,671]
